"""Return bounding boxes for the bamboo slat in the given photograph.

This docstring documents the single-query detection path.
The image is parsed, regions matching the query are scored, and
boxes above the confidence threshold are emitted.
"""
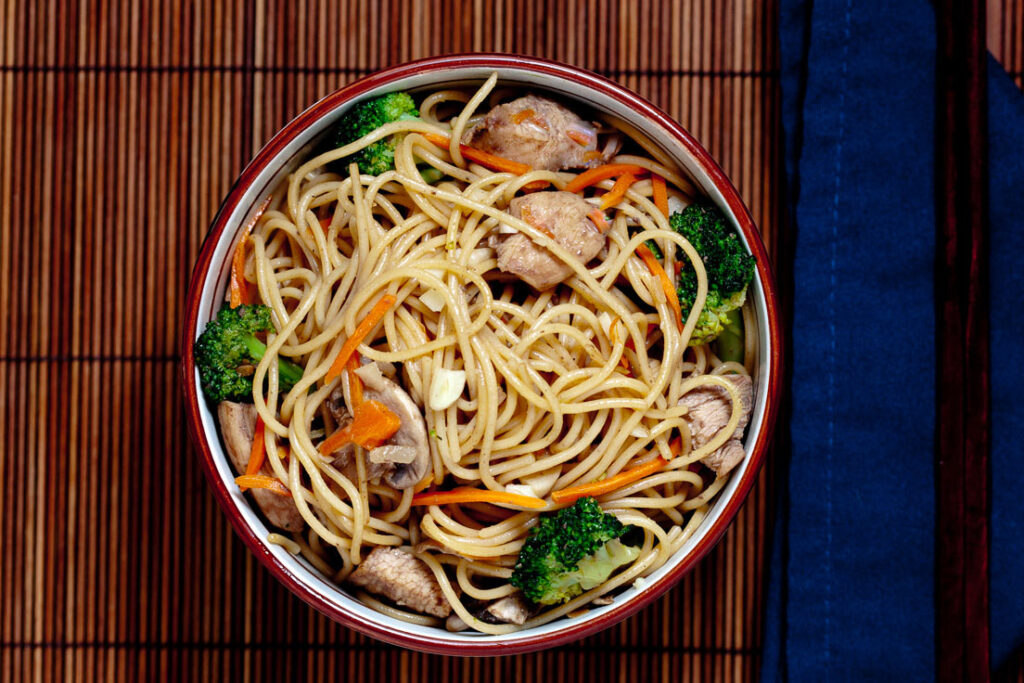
[0,1,786,681]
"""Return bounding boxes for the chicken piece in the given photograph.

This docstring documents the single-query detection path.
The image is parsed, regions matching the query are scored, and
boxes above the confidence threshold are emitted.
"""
[463,95,606,171]
[678,375,754,476]
[348,547,452,618]
[479,593,535,625]
[492,191,606,290]
[217,401,304,532]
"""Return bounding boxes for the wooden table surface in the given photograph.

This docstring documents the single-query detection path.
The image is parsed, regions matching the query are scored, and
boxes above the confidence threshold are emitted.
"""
[0,1,1019,681]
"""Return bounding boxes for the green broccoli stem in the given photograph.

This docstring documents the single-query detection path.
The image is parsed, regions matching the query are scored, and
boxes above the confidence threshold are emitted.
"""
[714,308,745,363]
[241,335,304,387]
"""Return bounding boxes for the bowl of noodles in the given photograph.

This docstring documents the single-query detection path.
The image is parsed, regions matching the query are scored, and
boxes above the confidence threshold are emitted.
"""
[182,54,782,654]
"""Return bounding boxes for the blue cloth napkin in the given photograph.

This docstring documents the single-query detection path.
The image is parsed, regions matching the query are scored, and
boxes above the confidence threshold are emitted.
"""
[987,56,1024,667]
[763,1,937,678]
[766,1,1024,676]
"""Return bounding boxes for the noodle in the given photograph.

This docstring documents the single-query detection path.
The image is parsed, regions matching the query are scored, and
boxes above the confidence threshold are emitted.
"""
[228,77,755,632]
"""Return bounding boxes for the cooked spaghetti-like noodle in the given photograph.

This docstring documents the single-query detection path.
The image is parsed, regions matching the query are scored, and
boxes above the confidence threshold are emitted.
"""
[232,76,754,633]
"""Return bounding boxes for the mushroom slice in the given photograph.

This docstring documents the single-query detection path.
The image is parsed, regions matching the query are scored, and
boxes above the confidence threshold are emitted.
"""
[367,444,418,465]
[478,593,535,625]
[216,401,303,532]
[352,363,431,489]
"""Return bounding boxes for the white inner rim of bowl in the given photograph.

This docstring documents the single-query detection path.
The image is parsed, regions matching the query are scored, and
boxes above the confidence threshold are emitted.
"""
[195,66,773,644]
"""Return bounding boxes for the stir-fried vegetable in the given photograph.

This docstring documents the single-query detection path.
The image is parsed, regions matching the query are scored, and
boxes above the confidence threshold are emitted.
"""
[325,294,397,383]
[332,92,419,175]
[228,196,272,308]
[636,244,683,332]
[510,497,640,604]
[194,304,304,403]
[671,203,756,346]
[599,171,639,210]
[421,131,536,176]
[410,487,546,510]
[236,416,267,492]
[318,400,402,454]
[563,163,646,193]
[234,474,291,497]
[551,437,681,505]
[651,174,669,218]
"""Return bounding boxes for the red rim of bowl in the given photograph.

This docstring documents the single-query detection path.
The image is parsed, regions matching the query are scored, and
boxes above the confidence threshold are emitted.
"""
[181,53,783,656]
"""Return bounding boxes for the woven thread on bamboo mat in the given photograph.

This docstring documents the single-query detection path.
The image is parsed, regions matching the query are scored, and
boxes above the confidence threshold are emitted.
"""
[3,1,783,681]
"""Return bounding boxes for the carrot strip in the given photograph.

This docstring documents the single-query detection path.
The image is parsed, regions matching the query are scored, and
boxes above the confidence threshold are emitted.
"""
[587,209,609,233]
[511,108,536,124]
[551,438,683,505]
[636,243,683,332]
[317,399,401,455]
[566,128,594,146]
[411,486,546,510]
[346,353,363,408]
[563,164,646,194]
[325,295,396,383]
[412,474,435,494]
[237,417,266,491]
[229,196,272,308]
[652,174,669,218]
[421,132,533,175]
[599,172,638,210]
[229,240,251,308]
[235,474,291,497]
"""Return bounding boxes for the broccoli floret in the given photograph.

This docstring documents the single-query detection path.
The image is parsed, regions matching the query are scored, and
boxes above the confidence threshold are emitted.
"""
[670,203,756,346]
[331,92,418,175]
[509,497,641,605]
[194,304,303,403]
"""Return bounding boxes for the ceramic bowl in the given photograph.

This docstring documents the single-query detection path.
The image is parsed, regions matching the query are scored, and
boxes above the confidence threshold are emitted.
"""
[181,54,782,655]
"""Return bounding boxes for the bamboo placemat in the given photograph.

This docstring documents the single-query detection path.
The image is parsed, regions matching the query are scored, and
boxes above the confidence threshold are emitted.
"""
[2,1,1013,681]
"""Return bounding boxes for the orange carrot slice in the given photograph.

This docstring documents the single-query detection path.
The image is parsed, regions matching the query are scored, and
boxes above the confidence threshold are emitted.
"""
[551,438,683,505]
[636,243,683,332]
[237,417,267,491]
[563,164,647,194]
[317,400,401,455]
[235,474,291,497]
[652,174,669,218]
[411,487,546,510]
[599,172,638,210]
[229,196,272,308]
[325,295,396,383]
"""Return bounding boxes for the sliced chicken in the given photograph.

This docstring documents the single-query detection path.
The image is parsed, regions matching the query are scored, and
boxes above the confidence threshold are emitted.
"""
[492,191,606,290]
[463,95,606,171]
[678,375,754,476]
[217,401,304,532]
[348,547,452,618]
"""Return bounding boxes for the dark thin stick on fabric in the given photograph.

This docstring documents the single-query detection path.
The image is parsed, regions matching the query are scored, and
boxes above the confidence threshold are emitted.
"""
[935,0,991,680]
